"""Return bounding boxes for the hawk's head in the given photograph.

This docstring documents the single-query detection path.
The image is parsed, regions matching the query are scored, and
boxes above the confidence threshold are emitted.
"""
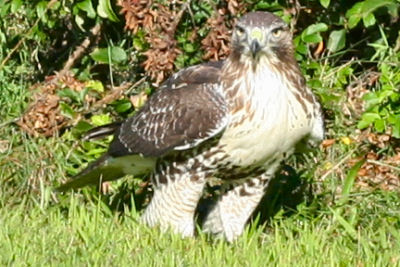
[231,12,293,64]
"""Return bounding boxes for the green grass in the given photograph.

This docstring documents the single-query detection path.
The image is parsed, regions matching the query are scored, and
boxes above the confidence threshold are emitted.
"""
[1,188,400,266]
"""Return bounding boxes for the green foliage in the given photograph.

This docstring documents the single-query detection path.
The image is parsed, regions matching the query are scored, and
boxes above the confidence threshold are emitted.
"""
[356,27,400,138]
[358,61,400,137]
[90,46,128,65]
[327,29,346,53]
[91,114,112,126]
[345,0,399,29]
[319,0,330,9]
[97,0,119,22]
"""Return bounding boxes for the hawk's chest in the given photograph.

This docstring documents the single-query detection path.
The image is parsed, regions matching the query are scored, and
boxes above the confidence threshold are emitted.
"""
[218,69,311,168]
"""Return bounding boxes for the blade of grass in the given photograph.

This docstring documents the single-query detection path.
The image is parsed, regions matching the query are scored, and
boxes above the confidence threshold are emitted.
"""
[338,159,365,206]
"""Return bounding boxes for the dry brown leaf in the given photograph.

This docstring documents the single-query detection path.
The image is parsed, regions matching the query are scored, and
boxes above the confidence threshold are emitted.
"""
[201,12,231,61]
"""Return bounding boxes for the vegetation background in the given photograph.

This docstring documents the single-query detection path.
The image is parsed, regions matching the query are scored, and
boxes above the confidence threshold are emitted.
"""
[1,0,400,265]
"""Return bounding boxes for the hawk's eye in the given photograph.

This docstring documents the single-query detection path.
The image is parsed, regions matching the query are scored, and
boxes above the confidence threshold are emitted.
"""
[271,28,282,38]
[236,26,245,37]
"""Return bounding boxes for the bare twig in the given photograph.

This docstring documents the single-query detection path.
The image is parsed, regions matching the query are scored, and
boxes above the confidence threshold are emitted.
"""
[320,149,356,181]
[56,23,102,79]
[0,118,19,128]
[124,77,147,95]
[92,78,146,108]
[367,159,400,173]
[171,0,192,33]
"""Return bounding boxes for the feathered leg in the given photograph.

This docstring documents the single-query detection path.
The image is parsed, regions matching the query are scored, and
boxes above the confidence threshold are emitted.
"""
[141,165,207,237]
[202,172,273,242]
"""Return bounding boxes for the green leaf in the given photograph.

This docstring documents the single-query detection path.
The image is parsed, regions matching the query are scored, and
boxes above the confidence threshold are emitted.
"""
[73,120,93,135]
[75,0,96,19]
[57,88,81,103]
[339,159,365,205]
[346,2,363,29]
[36,1,48,23]
[362,0,398,17]
[302,23,328,36]
[59,102,77,119]
[0,2,10,18]
[91,114,112,126]
[90,47,127,64]
[112,99,132,114]
[374,119,386,132]
[79,88,89,103]
[302,34,322,44]
[294,36,308,55]
[86,80,104,92]
[389,115,400,138]
[74,14,85,31]
[86,148,108,156]
[301,23,328,44]
[346,0,399,29]
[362,12,376,27]
[183,43,196,53]
[11,0,22,13]
[357,112,381,129]
[320,0,330,8]
[327,29,346,53]
[97,0,119,22]
[133,36,145,51]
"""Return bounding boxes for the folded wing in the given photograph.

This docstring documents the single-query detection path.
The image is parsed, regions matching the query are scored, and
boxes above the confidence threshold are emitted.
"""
[57,61,229,191]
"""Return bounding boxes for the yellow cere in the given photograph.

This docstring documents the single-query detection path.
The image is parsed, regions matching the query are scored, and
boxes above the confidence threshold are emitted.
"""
[250,28,264,42]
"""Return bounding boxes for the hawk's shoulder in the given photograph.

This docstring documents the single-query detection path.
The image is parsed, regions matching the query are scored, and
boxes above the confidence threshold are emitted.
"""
[109,61,229,157]
[162,60,224,88]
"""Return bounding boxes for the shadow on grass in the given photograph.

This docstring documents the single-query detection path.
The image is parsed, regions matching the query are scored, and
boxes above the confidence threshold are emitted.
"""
[196,164,312,227]
[253,165,311,224]
[96,164,312,230]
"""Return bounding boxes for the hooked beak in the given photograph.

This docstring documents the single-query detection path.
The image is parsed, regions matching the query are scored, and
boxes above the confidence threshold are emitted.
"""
[249,28,264,57]
[250,40,261,56]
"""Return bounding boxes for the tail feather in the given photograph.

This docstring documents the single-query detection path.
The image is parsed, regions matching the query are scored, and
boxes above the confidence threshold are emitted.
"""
[56,153,156,192]
[56,154,124,192]
[83,122,122,141]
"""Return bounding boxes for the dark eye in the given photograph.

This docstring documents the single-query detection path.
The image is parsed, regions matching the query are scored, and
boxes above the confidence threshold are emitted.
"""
[272,27,283,38]
[236,26,245,36]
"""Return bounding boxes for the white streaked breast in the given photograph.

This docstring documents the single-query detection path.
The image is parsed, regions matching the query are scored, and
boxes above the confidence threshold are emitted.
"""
[218,62,312,167]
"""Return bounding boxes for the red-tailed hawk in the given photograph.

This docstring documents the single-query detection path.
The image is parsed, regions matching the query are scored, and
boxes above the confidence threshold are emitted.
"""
[58,11,324,242]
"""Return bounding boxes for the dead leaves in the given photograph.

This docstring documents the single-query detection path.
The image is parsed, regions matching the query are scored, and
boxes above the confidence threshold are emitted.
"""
[118,0,184,85]
[17,74,134,138]
[118,0,249,82]
[17,76,69,138]
[201,11,231,61]
[353,132,399,191]
[321,132,400,192]
[201,1,249,61]
[142,34,181,85]
[344,70,380,118]
[226,0,248,16]
[350,149,400,191]
[18,93,66,138]
[118,0,154,34]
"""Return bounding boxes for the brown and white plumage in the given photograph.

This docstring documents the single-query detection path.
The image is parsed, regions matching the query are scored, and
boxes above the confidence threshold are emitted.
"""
[58,12,324,242]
